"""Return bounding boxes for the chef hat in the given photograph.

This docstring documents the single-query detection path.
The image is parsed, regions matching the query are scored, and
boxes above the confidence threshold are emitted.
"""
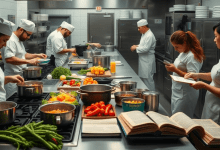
[137,19,148,27]
[0,18,15,36]
[19,19,35,32]
[60,21,75,33]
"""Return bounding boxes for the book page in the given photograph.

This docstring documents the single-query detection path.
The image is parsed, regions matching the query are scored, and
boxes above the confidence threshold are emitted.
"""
[170,75,196,84]
[170,112,204,135]
[82,118,121,134]
[193,119,220,139]
[121,111,155,127]
[146,111,184,129]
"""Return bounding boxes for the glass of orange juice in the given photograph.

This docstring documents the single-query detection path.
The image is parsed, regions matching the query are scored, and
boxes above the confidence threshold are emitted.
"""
[110,59,116,73]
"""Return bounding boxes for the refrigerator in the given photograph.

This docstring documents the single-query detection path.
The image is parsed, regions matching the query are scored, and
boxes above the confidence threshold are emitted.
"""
[117,19,141,74]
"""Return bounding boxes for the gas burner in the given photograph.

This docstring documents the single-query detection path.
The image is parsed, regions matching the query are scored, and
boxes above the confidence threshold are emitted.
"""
[0,118,30,130]
[16,104,40,117]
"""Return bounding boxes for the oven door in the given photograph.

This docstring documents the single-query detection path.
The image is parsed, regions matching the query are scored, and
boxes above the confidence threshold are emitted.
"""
[165,35,174,60]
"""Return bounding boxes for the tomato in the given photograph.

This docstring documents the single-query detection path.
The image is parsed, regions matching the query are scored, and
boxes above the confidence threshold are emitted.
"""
[68,97,76,102]
[57,95,65,101]
[63,80,67,84]
[70,79,75,83]
[100,104,106,110]
[109,110,115,116]
[100,108,105,114]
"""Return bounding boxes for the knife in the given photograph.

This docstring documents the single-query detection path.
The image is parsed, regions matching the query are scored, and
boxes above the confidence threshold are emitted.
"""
[109,76,132,79]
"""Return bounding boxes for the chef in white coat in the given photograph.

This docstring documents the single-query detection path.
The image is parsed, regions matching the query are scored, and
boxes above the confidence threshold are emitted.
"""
[185,22,220,124]
[165,30,205,118]
[51,22,76,67]
[130,19,156,91]
[3,19,47,98]
[0,18,24,101]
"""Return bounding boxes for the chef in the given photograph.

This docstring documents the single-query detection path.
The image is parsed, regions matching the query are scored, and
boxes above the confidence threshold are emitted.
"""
[51,22,75,67]
[3,19,47,98]
[130,19,156,91]
[0,18,24,101]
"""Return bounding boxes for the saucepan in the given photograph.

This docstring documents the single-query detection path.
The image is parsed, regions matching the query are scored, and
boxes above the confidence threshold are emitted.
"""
[118,81,137,91]
[22,66,42,79]
[17,81,43,97]
[39,102,76,126]
[0,101,17,126]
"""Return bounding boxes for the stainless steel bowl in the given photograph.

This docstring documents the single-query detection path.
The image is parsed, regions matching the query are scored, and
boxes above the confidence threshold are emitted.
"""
[17,81,43,97]
[23,66,42,79]
[131,88,149,98]
[77,84,112,106]
[0,101,17,125]
[114,91,138,106]
[119,81,137,91]
[39,102,76,126]
[83,50,101,62]
[103,45,115,52]
[142,91,159,112]
[93,55,110,68]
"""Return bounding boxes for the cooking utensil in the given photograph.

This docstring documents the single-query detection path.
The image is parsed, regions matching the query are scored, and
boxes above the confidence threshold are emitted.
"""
[77,84,112,105]
[131,88,149,98]
[93,77,113,84]
[122,98,145,112]
[22,66,42,79]
[142,91,160,112]
[93,55,110,68]
[75,45,88,56]
[103,45,115,52]
[109,76,132,79]
[17,81,43,97]
[0,101,17,126]
[118,81,137,91]
[68,59,89,70]
[114,91,138,106]
[83,50,101,62]
[39,102,76,126]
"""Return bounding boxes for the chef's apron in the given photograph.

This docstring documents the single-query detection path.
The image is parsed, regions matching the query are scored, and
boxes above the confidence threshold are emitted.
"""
[171,52,202,118]
[201,60,220,124]
[0,68,6,101]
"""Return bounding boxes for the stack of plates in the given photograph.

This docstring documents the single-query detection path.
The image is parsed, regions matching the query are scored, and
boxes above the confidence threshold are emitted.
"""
[174,5,185,11]
[120,10,129,19]
[213,6,220,18]
[195,6,209,18]
[186,5,195,11]
[169,7,174,12]
[133,10,142,19]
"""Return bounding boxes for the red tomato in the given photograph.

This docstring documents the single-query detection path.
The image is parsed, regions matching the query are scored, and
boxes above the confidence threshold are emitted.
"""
[109,110,115,116]
[70,79,75,84]
[63,80,67,84]
[100,108,105,114]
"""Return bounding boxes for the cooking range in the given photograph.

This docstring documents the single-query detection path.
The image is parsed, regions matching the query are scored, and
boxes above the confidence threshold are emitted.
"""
[0,93,80,143]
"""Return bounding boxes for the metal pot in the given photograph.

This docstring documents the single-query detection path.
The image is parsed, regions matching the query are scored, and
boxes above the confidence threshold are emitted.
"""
[103,45,115,52]
[0,101,17,126]
[131,88,149,98]
[17,81,43,97]
[114,91,138,106]
[93,55,110,68]
[83,50,101,62]
[23,66,42,79]
[75,45,88,56]
[39,102,76,126]
[142,91,159,112]
[77,84,112,106]
[119,81,137,91]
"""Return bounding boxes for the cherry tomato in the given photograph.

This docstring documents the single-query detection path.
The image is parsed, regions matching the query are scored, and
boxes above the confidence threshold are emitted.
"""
[70,79,75,84]
[63,80,67,85]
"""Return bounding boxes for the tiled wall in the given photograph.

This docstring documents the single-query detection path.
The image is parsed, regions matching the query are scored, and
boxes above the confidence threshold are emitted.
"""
[40,9,148,46]
[0,0,17,23]
[17,1,28,25]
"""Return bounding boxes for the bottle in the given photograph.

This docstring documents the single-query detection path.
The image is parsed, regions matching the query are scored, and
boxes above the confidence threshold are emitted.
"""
[110,59,116,73]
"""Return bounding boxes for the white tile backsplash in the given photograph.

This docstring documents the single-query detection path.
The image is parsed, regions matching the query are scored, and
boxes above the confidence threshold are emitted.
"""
[0,0,17,23]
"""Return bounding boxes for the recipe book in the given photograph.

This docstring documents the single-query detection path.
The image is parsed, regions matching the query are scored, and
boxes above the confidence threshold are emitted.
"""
[170,75,196,84]
[82,118,121,137]
[118,111,220,145]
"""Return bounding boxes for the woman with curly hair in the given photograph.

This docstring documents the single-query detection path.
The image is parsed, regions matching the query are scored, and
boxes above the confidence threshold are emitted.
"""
[165,30,205,118]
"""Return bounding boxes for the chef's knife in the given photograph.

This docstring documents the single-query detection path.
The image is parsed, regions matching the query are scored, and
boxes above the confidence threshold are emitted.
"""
[109,76,132,79]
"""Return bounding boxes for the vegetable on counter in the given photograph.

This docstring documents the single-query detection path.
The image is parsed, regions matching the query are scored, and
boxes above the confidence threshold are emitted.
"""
[51,67,72,79]
[77,67,109,75]
[83,77,98,85]
[60,75,81,81]
[0,121,63,150]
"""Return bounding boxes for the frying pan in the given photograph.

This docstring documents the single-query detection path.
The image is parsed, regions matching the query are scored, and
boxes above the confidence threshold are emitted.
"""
[93,77,113,84]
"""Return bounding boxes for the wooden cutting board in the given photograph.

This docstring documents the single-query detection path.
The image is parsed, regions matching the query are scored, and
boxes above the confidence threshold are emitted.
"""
[86,70,111,77]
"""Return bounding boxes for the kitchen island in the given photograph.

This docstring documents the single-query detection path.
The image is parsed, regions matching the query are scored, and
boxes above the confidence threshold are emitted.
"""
[0,50,196,150]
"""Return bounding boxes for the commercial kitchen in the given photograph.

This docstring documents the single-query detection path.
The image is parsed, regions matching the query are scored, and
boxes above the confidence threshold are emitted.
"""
[0,0,220,150]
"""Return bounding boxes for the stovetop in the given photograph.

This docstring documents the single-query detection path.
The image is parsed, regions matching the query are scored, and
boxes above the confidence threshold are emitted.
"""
[1,93,81,143]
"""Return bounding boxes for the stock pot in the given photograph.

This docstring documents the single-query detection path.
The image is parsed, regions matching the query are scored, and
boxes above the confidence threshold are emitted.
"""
[0,101,17,126]
[23,66,42,79]
[17,81,43,97]
[93,55,110,68]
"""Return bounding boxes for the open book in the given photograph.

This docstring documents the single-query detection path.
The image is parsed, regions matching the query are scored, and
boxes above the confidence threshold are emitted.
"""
[82,118,121,137]
[118,111,220,145]
[170,75,196,84]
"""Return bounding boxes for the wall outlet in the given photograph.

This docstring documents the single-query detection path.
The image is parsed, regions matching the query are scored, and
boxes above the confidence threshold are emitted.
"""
[155,19,162,24]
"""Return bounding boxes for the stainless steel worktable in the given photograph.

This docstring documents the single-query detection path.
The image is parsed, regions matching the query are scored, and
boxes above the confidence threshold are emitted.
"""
[0,50,196,150]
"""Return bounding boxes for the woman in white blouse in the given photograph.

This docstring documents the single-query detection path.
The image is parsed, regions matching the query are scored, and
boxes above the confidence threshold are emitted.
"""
[165,30,205,118]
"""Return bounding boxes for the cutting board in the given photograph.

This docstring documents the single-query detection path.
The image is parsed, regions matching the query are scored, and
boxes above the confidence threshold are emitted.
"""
[86,70,111,77]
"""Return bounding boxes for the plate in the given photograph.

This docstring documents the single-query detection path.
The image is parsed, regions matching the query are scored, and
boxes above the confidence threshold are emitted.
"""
[38,59,50,65]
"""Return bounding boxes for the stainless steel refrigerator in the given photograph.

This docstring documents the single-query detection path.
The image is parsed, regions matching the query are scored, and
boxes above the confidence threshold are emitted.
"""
[117,19,141,74]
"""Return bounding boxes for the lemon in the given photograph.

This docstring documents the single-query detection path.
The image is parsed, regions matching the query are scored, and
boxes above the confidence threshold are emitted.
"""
[60,75,66,81]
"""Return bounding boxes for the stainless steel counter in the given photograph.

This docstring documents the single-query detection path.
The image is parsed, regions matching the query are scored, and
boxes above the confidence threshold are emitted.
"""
[0,50,196,150]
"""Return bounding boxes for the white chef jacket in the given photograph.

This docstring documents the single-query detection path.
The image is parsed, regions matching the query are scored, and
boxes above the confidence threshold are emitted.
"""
[3,33,27,75]
[136,29,156,78]
[0,68,6,101]
[46,29,58,57]
[51,31,68,67]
